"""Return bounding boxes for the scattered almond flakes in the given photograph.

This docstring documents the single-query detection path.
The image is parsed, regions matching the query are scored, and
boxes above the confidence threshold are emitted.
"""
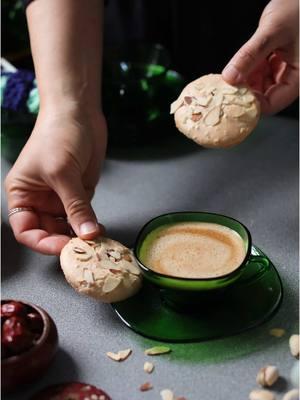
[106,348,132,362]
[269,328,286,338]
[143,361,154,373]
[161,389,174,400]
[139,382,153,392]
[145,346,171,356]
[289,334,299,358]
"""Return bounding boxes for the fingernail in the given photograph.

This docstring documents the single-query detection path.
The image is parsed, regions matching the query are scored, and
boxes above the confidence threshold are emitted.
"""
[79,221,98,236]
[223,65,243,83]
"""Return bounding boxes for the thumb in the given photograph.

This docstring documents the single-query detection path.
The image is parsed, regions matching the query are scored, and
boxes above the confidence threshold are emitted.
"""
[55,174,100,240]
[222,26,277,84]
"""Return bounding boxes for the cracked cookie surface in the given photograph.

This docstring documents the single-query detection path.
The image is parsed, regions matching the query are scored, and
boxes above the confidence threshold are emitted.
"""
[171,73,260,148]
[60,237,142,303]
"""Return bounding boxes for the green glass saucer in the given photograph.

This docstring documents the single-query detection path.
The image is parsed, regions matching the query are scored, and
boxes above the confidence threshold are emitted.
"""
[112,246,283,342]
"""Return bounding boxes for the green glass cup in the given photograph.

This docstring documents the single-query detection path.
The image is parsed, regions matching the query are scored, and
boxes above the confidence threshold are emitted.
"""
[134,212,269,311]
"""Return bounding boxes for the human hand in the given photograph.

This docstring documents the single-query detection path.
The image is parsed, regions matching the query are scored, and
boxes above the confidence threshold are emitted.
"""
[222,0,299,114]
[5,107,107,255]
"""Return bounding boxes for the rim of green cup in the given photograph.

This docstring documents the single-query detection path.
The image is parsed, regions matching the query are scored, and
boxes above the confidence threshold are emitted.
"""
[134,211,252,282]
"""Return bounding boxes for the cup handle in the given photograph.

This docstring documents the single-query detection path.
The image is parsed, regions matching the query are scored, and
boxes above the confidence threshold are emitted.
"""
[237,254,270,285]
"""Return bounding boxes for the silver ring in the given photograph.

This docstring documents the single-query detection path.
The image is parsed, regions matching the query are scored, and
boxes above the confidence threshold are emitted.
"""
[55,216,67,222]
[8,207,34,218]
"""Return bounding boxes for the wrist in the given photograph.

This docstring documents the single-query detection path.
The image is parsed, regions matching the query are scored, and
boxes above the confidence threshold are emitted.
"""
[39,96,103,120]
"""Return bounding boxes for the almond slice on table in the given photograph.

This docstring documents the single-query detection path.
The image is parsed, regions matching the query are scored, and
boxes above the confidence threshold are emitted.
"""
[269,328,286,338]
[143,361,154,373]
[106,348,132,362]
[161,389,175,400]
[139,382,153,392]
[144,346,171,355]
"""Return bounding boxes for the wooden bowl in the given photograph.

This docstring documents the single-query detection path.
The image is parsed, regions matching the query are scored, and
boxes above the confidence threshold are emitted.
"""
[1,300,58,392]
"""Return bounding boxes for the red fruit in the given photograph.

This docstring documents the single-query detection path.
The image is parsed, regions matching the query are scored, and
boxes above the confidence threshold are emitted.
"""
[1,301,26,318]
[27,312,44,335]
[2,316,34,355]
[30,382,111,400]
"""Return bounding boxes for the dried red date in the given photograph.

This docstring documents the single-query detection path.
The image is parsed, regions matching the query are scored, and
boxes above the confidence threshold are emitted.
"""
[2,316,34,355]
[1,301,26,318]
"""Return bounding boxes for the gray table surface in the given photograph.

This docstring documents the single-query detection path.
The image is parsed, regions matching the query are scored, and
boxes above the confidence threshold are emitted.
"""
[2,115,299,400]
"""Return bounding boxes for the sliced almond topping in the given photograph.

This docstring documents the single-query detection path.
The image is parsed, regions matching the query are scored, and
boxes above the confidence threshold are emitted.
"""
[144,361,154,373]
[191,113,202,122]
[161,389,174,400]
[109,268,122,274]
[106,348,132,362]
[125,262,141,275]
[83,269,95,284]
[73,246,86,254]
[140,382,153,392]
[222,86,238,95]
[213,93,224,105]
[123,252,132,262]
[204,105,221,126]
[102,275,121,293]
[226,104,244,118]
[85,240,96,246]
[238,87,248,95]
[289,334,299,358]
[96,253,101,261]
[107,249,122,262]
[269,328,286,338]
[234,98,249,107]
[243,92,255,102]
[170,98,183,114]
[76,254,93,262]
[223,94,236,105]
[194,82,204,90]
[145,346,171,355]
[245,106,258,119]
[184,96,193,105]
[195,95,212,107]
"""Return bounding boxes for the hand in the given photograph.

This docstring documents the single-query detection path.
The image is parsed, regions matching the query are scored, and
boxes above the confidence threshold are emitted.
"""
[5,107,107,255]
[222,0,299,114]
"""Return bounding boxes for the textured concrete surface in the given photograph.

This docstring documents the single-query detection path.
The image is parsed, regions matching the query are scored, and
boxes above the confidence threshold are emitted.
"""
[2,115,299,400]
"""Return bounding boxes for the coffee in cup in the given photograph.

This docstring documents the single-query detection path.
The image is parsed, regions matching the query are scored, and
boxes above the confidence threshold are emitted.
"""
[139,221,246,279]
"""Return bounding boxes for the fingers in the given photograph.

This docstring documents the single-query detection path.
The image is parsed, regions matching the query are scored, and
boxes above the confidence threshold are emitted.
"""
[222,27,277,85]
[260,67,299,114]
[8,210,70,255]
[54,172,100,240]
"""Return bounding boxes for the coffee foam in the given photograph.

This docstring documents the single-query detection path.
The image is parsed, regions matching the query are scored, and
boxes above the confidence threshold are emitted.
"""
[142,222,246,278]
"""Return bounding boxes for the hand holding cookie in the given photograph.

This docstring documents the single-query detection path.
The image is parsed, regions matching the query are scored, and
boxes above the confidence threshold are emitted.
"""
[60,237,142,303]
[222,0,299,115]
[171,74,260,148]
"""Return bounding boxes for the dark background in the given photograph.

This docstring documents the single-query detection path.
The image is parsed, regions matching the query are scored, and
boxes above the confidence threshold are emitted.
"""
[2,0,299,118]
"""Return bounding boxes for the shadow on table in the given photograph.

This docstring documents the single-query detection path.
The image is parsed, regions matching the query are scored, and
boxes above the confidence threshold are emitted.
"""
[106,225,139,248]
[1,222,24,281]
[128,275,298,365]
[3,348,79,400]
[106,130,201,161]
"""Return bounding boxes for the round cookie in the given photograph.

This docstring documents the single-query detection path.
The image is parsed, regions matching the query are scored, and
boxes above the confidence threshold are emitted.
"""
[60,237,142,303]
[170,73,260,148]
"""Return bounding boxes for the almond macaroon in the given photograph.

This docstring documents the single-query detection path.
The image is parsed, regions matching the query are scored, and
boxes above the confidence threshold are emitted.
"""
[170,73,260,148]
[60,237,142,303]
